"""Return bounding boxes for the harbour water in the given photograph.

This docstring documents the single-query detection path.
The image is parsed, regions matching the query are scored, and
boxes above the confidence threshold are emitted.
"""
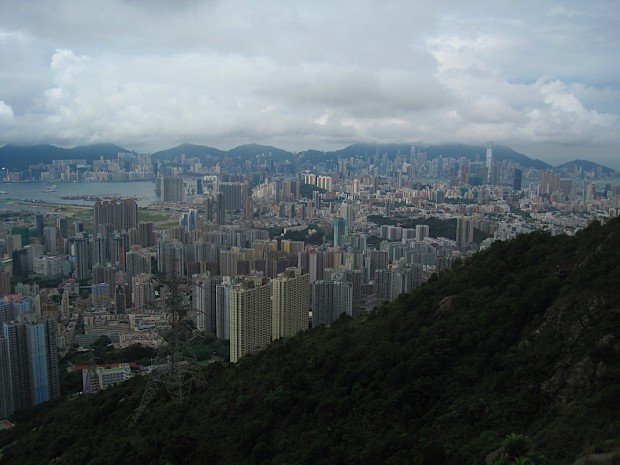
[0,181,158,208]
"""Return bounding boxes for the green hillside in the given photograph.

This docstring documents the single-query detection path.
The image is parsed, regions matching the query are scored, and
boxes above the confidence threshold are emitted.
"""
[151,143,226,160]
[1,219,619,465]
[0,143,129,170]
[320,143,551,170]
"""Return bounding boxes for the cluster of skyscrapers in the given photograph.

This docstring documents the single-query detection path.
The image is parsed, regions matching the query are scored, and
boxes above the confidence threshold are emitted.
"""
[0,140,618,420]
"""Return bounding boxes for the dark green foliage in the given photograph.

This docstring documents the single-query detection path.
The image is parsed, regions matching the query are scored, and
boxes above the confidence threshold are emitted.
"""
[366,234,382,247]
[10,275,62,289]
[490,434,544,465]
[1,219,620,464]
[10,227,30,244]
[299,182,326,199]
[269,225,325,245]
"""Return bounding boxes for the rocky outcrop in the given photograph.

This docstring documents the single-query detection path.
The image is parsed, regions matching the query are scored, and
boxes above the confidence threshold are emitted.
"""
[572,447,620,465]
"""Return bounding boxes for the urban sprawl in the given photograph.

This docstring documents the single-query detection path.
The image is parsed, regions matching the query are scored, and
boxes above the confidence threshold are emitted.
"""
[1,142,619,422]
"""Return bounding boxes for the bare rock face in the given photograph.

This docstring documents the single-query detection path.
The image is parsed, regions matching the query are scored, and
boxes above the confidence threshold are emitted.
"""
[565,357,595,392]
[484,448,502,465]
[596,334,615,349]
[572,447,620,465]
[436,295,456,317]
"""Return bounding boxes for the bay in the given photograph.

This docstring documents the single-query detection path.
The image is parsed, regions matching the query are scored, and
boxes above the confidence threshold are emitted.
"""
[0,181,158,209]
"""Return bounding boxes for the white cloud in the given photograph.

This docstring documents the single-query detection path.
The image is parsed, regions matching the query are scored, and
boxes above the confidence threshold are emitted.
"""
[0,101,14,122]
[0,0,618,166]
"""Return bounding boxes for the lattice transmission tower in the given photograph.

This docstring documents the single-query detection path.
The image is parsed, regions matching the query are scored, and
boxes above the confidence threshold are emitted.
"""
[133,259,206,422]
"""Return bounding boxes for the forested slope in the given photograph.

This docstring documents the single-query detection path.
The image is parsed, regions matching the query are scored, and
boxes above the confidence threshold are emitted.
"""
[1,219,619,465]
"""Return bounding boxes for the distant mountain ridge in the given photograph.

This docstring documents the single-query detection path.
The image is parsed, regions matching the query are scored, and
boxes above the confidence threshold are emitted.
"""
[0,143,129,170]
[557,159,616,176]
[151,143,225,160]
[310,143,552,170]
[0,142,614,174]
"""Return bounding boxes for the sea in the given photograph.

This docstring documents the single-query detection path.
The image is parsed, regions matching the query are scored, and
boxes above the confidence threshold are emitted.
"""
[0,181,158,211]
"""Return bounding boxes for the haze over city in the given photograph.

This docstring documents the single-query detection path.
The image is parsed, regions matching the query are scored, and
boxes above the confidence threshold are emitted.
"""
[1,0,619,167]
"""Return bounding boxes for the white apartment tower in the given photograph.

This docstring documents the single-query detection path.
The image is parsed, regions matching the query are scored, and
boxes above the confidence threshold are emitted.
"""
[271,267,309,341]
[229,276,271,363]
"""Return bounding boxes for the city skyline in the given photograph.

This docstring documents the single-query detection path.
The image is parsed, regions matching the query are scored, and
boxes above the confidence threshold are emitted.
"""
[0,140,618,172]
[1,1,619,166]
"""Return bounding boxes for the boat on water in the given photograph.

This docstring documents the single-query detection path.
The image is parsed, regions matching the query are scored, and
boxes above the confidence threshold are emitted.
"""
[43,184,58,193]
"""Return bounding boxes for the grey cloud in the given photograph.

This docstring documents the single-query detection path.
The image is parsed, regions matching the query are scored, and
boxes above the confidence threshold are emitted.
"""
[0,0,619,166]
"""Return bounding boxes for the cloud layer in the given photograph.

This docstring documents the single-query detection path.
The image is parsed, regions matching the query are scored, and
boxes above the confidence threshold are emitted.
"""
[1,0,619,166]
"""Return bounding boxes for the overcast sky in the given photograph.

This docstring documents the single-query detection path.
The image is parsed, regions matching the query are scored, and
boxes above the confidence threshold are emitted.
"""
[1,0,619,166]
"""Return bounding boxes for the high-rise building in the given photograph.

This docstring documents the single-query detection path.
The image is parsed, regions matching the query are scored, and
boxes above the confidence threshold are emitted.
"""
[490,165,500,186]
[56,217,69,239]
[5,234,22,255]
[43,226,58,254]
[299,249,324,282]
[280,240,305,257]
[0,334,13,419]
[485,142,493,183]
[70,236,90,279]
[34,213,44,238]
[179,209,198,232]
[90,235,107,267]
[229,276,271,363]
[333,218,345,247]
[456,216,474,248]
[560,179,573,197]
[1,318,60,413]
[367,250,389,282]
[215,278,234,341]
[93,199,138,232]
[614,186,620,208]
[325,268,363,316]
[125,248,151,282]
[416,225,430,241]
[33,256,63,279]
[137,222,155,247]
[192,273,221,333]
[73,221,84,236]
[281,179,300,201]
[316,175,333,191]
[311,280,352,327]
[513,168,523,191]
[218,182,248,211]
[114,285,127,313]
[0,270,12,298]
[131,274,155,311]
[205,193,226,226]
[157,238,185,277]
[160,177,184,203]
[271,267,309,341]
[11,249,29,280]
[583,181,595,202]
[219,248,247,277]
[539,170,561,196]
[374,265,422,302]
[340,202,355,236]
